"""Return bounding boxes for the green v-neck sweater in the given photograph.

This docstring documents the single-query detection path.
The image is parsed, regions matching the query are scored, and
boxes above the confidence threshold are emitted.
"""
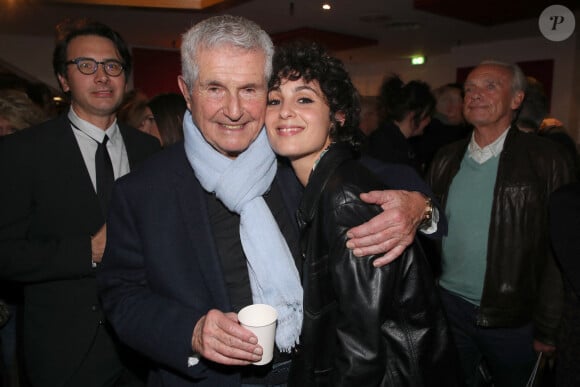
[439,152,500,306]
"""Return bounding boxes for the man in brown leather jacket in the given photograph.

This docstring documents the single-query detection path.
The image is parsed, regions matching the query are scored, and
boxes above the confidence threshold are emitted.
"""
[426,60,575,387]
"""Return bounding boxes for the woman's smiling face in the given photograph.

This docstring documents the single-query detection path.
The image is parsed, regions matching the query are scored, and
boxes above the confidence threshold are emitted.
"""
[265,77,333,168]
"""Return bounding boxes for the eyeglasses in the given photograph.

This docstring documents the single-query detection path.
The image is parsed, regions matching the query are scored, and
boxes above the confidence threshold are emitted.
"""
[65,57,125,77]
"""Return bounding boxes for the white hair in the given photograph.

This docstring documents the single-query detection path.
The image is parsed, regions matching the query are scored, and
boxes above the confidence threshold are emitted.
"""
[180,15,274,88]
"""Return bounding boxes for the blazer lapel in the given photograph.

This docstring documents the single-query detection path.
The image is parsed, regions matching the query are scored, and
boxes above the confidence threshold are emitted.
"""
[51,116,104,228]
[119,124,140,169]
[172,154,231,310]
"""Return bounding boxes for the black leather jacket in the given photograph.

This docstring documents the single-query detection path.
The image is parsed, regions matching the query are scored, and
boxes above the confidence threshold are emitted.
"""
[426,127,576,344]
[288,143,461,387]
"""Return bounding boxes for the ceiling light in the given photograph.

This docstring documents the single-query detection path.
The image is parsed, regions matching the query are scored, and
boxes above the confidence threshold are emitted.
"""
[411,56,425,65]
[322,2,331,10]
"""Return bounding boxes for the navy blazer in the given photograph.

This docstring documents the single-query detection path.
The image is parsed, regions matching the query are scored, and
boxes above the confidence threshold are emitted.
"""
[98,142,442,386]
[98,143,303,386]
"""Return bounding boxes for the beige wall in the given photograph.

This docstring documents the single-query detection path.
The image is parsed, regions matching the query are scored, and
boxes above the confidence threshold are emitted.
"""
[0,34,55,87]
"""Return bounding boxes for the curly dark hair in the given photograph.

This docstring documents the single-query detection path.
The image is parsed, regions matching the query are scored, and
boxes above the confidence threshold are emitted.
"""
[269,41,361,148]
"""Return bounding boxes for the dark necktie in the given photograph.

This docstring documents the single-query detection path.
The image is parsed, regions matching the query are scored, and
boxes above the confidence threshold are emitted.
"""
[95,135,114,216]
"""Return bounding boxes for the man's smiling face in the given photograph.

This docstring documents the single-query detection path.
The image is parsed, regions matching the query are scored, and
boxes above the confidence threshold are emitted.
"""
[179,44,268,159]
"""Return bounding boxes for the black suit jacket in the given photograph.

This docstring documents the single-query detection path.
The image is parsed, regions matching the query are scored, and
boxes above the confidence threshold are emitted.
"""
[550,182,580,298]
[549,180,580,384]
[0,114,160,386]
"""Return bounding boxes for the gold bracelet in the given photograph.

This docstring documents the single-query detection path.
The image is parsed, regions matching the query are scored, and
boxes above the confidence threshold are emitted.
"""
[419,197,433,229]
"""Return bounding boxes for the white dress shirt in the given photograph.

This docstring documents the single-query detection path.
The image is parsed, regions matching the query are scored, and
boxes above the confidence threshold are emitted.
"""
[68,107,130,191]
[467,127,509,164]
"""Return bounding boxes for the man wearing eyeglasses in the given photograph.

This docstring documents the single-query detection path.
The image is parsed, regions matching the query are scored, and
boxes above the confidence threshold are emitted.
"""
[0,19,160,387]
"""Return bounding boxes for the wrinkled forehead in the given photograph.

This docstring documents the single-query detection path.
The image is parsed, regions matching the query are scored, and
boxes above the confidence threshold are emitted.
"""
[198,45,267,80]
[466,64,512,85]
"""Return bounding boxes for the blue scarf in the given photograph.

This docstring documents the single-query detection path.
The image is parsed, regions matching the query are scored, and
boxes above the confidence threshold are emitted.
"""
[183,111,303,352]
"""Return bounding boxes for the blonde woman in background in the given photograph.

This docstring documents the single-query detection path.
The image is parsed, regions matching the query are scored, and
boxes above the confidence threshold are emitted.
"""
[0,89,48,136]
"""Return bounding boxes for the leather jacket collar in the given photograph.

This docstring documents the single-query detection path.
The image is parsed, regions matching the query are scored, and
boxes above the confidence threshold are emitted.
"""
[297,143,356,227]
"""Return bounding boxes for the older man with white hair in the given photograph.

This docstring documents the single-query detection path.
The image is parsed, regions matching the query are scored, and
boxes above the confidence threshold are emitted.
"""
[427,60,576,387]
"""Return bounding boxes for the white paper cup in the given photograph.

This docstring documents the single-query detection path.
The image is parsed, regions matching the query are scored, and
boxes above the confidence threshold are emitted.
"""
[238,304,278,365]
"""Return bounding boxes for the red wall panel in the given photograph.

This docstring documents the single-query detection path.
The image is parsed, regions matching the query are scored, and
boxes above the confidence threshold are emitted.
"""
[132,48,181,98]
